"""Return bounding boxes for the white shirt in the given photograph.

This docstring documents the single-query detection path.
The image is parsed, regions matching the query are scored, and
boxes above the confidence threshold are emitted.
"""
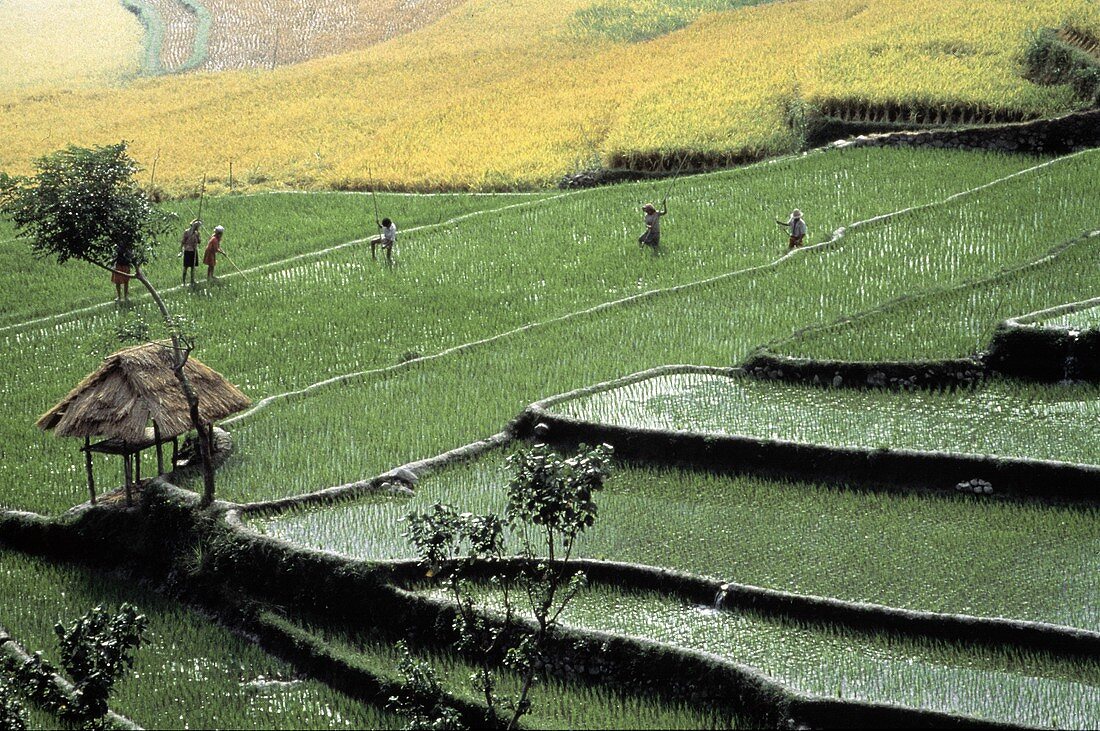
[381,223,397,243]
[789,218,807,237]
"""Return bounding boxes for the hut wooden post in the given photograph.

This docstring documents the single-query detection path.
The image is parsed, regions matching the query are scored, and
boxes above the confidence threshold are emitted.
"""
[83,436,96,505]
[154,421,164,475]
[122,454,133,507]
[135,450,142,483]
[172,437,179,467]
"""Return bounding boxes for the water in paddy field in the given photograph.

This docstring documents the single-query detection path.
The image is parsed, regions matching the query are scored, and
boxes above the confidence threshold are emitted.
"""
[548,373,1100,465]
[423,585,1100,729]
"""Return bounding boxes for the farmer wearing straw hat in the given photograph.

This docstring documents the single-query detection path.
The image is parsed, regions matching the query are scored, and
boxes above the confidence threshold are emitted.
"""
[777,209,807,250]
[638,202,667,250]
[180,219,202,286]
[203,225,226,281]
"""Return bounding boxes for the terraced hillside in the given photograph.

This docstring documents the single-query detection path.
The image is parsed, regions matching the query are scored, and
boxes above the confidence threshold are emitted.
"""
[1,144,1097,728]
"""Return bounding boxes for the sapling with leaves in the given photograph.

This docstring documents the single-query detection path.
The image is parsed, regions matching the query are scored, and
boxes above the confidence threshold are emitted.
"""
[400,443,614,730]
[0,142,220,506]
[3,604,147,729]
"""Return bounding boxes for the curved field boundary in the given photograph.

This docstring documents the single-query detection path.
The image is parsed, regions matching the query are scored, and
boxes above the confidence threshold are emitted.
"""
[380,557,1100,663]
[176,0,212,72]
[517,364,1100,503]
[0,622,142,730]
[220,429,1100,662]
[388,589,1036,731]
[987,296,1100,382]
[0,191,574,336]
[1,145,824,336]
[237,430,513,515]
[741,230,1100,388]
[216,498,1042,729]
[218,152,1095,428]
[0,481,1075,729]
[832,109,1100,156]
[120,0,166,75]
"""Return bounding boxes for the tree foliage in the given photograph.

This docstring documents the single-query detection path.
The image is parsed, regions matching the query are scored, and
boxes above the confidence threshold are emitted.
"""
[0,142,172,269]
[2,604,147,729]
[399,443,614,730]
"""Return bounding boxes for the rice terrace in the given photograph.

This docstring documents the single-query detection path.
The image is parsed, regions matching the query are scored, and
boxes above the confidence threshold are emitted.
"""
[0,0,1099,728]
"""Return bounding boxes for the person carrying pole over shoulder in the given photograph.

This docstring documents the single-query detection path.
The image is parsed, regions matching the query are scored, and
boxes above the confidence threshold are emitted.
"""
[638,202,667,251]
[777,209,807,251]
[371,217,397,266]
[203,225,226,281]
[180,219,201,286]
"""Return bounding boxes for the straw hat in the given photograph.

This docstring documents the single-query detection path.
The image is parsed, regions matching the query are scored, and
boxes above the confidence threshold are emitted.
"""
[642,203,657,213]
[791,209,803,219]
[214,225,225,233]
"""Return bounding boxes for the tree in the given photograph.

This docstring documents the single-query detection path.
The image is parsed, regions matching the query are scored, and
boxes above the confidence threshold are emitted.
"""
[400,443,614,730]
[0,142,219,506]
[3,604,147,729]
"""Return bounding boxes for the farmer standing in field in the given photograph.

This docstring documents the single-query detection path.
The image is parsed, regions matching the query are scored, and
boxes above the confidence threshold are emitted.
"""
[111,242,131,302]
[180,219,201,285]
[777,209,807,251]
[638,202,667,251]
[203,225,226,281]
[370,217,397,266]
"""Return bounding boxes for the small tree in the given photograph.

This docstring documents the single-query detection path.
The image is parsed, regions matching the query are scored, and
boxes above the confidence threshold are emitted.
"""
[0,143,219,506]
[3,604,147,729]
[399,443,613,730]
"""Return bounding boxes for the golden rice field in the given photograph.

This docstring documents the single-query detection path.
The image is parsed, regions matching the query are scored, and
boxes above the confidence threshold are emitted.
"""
[0,0,143,91]
[0,0,1096,192]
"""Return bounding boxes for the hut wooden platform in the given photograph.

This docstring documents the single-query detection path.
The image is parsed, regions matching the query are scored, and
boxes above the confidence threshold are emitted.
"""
[36,342,250,505]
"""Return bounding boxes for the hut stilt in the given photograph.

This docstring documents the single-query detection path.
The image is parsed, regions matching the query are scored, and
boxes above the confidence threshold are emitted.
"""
[83,436,96,505]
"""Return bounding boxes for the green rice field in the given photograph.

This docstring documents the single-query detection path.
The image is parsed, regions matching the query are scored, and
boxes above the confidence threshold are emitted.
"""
[3,143,1099,727]
[545,372,1100,464]
[290,614,750,729]
[250,456,1100,631]
[437,584,1100,729]
[0,550,401,729]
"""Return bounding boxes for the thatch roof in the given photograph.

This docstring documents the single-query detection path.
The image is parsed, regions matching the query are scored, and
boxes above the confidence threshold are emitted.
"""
[36,343,251,443]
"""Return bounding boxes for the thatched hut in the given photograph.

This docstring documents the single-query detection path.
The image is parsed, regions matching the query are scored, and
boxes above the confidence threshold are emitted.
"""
[37,342,251,505]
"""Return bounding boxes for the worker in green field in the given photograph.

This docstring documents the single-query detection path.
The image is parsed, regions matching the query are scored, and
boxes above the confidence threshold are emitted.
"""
[180,219,201,286]
[371,217,397,266]
[638,202,667,251]
[777,209,807,250]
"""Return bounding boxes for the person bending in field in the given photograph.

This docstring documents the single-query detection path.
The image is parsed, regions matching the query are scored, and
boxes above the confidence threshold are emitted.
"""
[203,225,226,281]
[180,219,201,286]
[111,243,132,302]
[371,217,397,266]
[777,209,807,251]
[638,202,667,251]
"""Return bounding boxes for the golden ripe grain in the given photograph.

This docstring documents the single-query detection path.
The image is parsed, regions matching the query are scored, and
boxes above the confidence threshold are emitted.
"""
[0,0,143,91]
[0,0,1093,191]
